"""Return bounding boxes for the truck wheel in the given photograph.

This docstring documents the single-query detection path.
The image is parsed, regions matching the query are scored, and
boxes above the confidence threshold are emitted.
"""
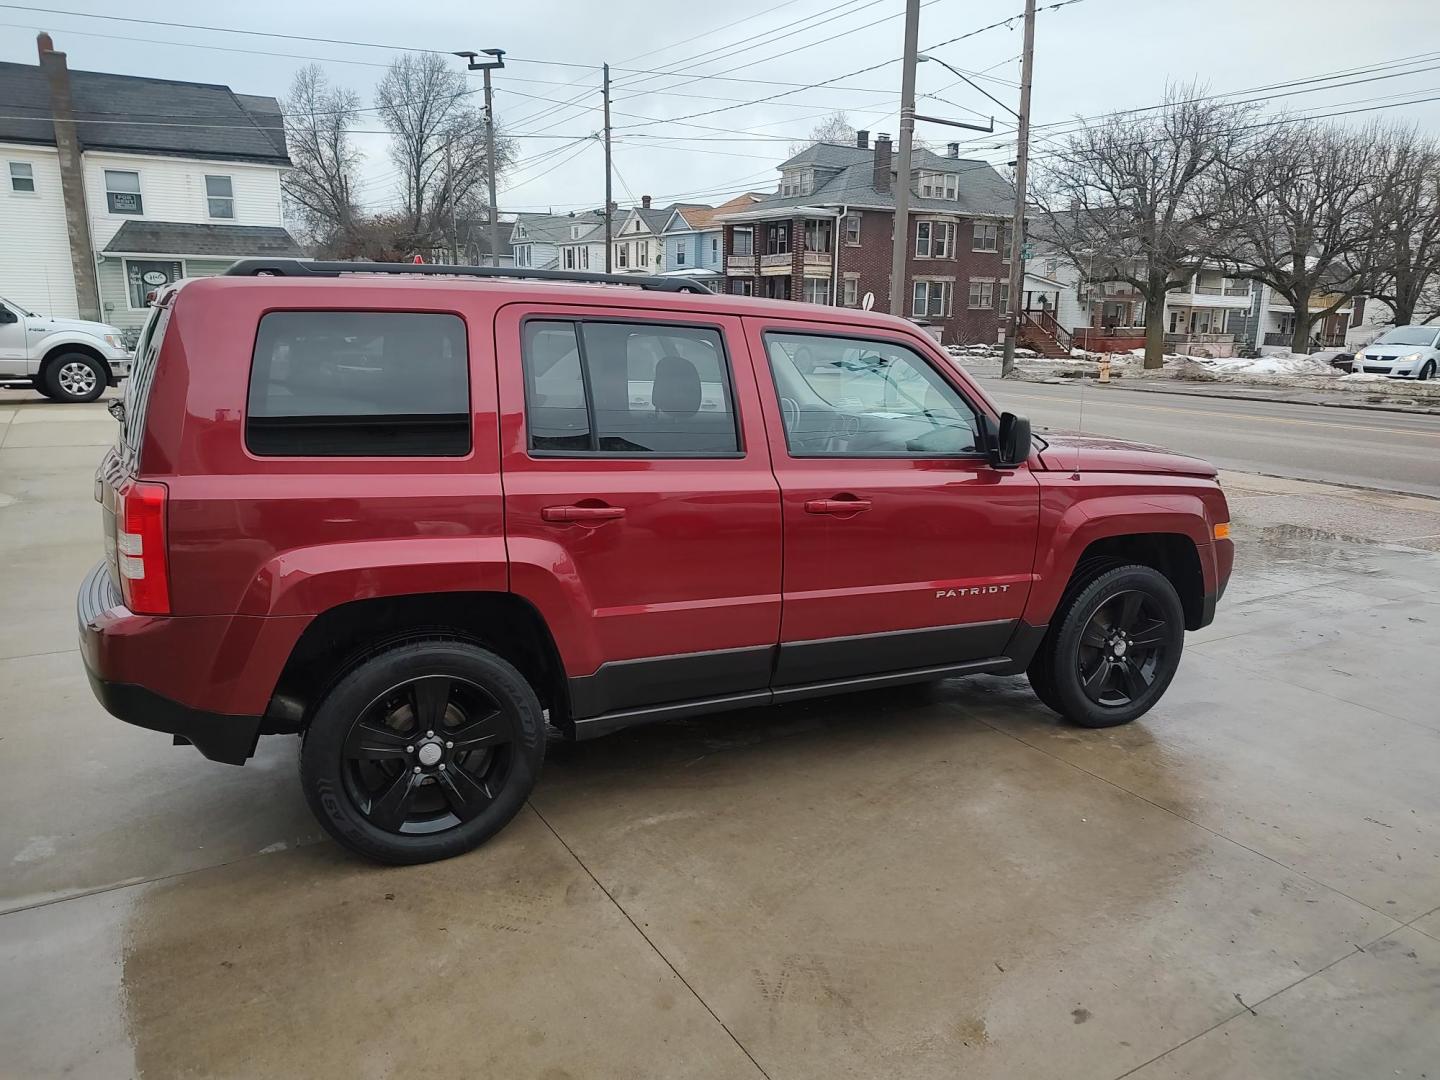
[44,353,107,403]
[300,639,545,864]
[1033,564,1185,728]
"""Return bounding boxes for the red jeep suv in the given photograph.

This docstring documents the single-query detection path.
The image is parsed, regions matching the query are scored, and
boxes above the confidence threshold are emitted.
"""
[79,260,1232,864]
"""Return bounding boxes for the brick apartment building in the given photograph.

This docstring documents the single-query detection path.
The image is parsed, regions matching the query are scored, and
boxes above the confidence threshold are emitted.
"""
[718,132,1015,344]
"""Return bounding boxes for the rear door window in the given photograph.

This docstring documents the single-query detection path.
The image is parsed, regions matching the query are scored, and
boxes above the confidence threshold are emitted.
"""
[246,311,470,456]
[520,319,739,455]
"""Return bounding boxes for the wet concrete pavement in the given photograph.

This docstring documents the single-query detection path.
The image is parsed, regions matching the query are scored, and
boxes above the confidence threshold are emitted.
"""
[2,393,1438,1079]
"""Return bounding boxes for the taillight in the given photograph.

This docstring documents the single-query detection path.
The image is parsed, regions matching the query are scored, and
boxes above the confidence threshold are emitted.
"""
[116,481,169,614]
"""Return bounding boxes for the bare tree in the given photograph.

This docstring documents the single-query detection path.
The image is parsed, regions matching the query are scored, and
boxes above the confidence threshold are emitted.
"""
[281,65,361,243]
[1361,129,1440,326]
[375,53,517,251]
[1033,86,1251,368]
[788,110,856,156]
[1221,123,1382,353]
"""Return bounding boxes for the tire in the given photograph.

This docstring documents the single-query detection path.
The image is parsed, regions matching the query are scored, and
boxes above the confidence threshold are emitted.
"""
[1033,564,1186,728]
[1419,360,1436,381]
[43,352,107,403]
[301,639,545,864]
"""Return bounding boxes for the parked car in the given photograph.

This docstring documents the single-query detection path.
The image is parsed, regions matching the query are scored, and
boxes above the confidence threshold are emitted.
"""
[79,260,1233,865]
[1353,325,1440,380]
[0,294,132,402]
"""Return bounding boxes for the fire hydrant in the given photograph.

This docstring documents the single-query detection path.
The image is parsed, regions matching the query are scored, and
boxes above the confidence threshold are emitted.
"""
[1099,354,1111,384]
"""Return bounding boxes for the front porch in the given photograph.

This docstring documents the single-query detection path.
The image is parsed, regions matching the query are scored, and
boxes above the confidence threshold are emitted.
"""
[721,208,838,303]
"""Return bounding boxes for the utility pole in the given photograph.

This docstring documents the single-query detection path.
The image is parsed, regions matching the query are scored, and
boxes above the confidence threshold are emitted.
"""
[1000,0,1037,378]
[445,142,459,264]
[889,0,921,316]
[459,49,507,266]
[603,62,614,273]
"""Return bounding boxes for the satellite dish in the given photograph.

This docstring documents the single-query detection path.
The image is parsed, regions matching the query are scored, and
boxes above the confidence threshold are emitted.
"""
[861,291,875,311]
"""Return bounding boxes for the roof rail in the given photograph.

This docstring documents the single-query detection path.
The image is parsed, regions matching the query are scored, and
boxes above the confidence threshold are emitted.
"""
[224,258,713,294]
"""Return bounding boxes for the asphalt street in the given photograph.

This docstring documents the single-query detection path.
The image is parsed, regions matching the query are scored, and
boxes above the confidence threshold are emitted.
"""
[975,377,1440,499]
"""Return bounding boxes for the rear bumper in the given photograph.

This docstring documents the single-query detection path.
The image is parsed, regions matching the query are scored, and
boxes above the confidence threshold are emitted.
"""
[77,561,305,764]
[83,665,261,765]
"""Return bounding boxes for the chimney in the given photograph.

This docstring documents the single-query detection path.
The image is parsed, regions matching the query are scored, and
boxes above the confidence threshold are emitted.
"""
[856,129,869,150]
[641,194,651,209]
[947,142,959,159]
[36,34,101,320]
[873,133,892,194]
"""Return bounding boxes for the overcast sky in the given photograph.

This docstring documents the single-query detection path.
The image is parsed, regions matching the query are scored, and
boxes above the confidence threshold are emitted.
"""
[4,0,1439,218]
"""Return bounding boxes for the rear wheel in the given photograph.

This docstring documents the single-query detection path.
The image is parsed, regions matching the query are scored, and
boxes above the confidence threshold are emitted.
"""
[43,353,107,403]
[301,639,545,864]
[1030,564,1185,728]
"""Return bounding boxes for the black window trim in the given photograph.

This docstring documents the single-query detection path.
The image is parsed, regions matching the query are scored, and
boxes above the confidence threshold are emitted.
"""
[519,313,746,460]
[759,325,990,460]
[242,308,475,460]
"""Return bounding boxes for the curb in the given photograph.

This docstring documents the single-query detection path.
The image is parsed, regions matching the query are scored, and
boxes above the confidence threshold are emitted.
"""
[1013,376,1440,416]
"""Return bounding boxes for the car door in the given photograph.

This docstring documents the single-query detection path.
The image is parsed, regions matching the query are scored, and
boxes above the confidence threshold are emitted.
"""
[0,300,28,373]
[495,302,782,724]
[743,317,1041,689]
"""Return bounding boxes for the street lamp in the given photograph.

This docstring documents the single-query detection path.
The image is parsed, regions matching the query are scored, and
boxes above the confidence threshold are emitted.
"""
[916,54,1018,120]
[455,48,505,268]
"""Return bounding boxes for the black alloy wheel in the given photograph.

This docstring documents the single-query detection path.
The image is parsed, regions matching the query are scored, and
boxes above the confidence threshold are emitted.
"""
[1075,589,1171,708]
[302,640,544,864]
[343,675,511,835]
[1030,563,1186,728]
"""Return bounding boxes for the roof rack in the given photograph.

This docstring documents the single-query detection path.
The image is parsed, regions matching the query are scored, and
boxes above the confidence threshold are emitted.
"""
[224,258,713,294]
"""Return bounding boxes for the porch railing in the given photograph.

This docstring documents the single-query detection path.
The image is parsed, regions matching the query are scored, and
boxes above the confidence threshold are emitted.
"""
[1020,307,1072,352]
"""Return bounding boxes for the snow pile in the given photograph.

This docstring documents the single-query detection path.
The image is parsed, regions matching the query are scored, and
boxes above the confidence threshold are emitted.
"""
[1338,371,1386,382]
[1184,352,1339,377]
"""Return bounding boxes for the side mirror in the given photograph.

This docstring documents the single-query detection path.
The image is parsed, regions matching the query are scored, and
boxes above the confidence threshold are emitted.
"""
[989,411,1031,468]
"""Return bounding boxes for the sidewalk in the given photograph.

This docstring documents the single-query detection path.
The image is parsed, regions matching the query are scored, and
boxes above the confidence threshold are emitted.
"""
[953,355,1440,415]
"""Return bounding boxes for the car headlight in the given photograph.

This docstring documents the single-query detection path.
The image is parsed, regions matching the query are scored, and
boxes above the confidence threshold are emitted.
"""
[104,333,124,349]
[1397,352,1422,365]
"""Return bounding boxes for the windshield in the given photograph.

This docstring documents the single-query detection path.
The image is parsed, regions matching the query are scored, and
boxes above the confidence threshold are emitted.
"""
[1374,327,1439,347]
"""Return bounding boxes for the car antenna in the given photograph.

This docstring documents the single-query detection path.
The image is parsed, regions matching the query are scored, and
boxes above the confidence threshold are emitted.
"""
[1072,355,1086,480]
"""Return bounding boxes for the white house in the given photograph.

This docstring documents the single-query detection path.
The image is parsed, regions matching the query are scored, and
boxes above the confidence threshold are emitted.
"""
[0,34,300,333]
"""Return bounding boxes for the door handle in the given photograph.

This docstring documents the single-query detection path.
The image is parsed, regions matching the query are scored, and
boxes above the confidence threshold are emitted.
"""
[804,496,872,515]
[541,505,626,523]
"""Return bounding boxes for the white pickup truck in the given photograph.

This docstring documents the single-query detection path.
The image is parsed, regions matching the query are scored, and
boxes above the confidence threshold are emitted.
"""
[0,294,132,403]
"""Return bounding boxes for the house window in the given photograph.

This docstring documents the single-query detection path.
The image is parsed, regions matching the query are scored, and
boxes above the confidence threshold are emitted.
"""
[634,220,641,232]
[617,244,628,269]
[779,170,811,197]
[676,243,686,266]
[105,170,143,215]
[844,214,861,245]
[919,171,959,200]
[581,247,589,270]
[205,174,234,219]
[8,162,34,193]
[732,228,753,256]
[766,224,789,256]
[911,280,952,318]
[1001,224,1014,261]
[515,245,532,268]
[842,277,859,306]
[638,240,650,268]
[973,223,999,252]
[915,221,954,258]
[731,279,754,296]
[711,236,719,261]
[998,282,1010,315]
[804,219,832,254]
[802,277,830,305]
[563,247,576,270]
[968,280,995,309]
[571,225,583,240]
[124,259,182,309]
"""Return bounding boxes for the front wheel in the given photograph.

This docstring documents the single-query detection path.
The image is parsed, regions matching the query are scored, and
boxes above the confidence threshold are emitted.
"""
[43,353,108,403]
[1030,564,1185,728]
[301,639,545,864]
[1418,360,1436,381]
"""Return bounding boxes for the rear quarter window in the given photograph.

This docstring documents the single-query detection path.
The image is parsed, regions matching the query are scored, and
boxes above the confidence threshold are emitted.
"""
[246,311,470,457]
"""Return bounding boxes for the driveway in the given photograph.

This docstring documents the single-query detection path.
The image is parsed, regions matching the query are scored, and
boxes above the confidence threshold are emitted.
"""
[2,392,1437,1079]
